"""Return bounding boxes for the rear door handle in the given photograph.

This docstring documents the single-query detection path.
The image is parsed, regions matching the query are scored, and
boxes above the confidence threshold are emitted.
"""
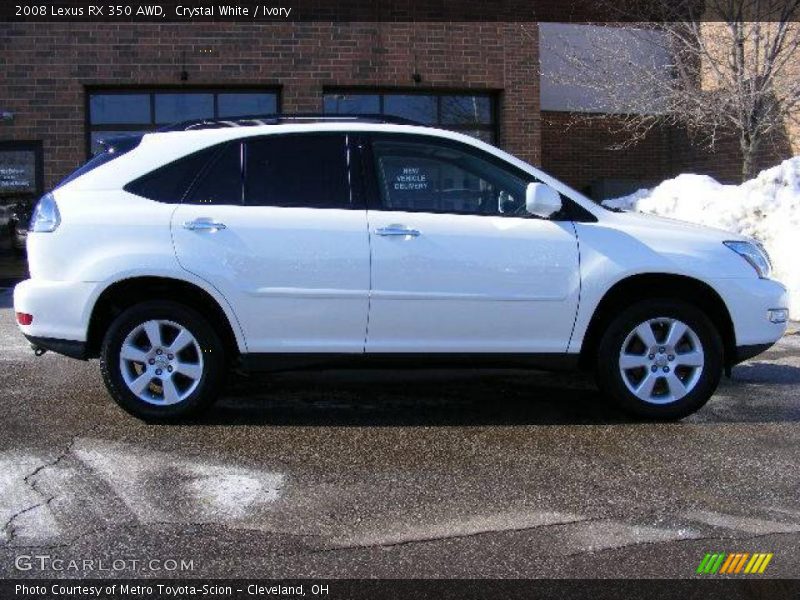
[183,219,227,231]
[375,226,421,237]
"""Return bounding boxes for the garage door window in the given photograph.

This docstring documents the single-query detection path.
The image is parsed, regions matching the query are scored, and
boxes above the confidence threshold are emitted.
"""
[324,91,496,143]
[87,90,279,155]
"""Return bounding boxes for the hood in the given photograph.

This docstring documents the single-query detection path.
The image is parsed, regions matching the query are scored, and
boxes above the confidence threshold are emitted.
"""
[602,209,750,244]
[580,208,759,280]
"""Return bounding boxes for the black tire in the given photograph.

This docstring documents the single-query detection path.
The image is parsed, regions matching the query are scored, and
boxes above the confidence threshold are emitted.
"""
[100,300,227,421]
[595,299,723,420]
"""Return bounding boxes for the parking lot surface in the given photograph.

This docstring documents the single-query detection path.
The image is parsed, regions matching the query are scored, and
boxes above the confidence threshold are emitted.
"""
[0,286,798,579]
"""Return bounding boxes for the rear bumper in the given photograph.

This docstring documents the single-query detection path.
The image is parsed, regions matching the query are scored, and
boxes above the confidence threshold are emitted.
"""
[13,278,99,343]
[24,334,88,360]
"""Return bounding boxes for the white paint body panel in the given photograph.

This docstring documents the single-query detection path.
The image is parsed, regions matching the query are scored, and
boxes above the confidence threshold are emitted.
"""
[172,205,370,353]
[366,211,580,352]
[13,122,790,360]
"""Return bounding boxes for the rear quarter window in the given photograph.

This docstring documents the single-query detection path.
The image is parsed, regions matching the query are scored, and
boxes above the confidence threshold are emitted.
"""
[184,143,243,205]
[123,145,221,203]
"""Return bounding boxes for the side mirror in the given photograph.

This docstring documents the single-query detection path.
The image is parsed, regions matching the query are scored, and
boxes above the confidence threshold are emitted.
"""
[525,182,562,218]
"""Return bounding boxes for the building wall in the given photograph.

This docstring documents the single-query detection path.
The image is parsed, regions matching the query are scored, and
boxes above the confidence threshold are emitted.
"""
[542,111,793,195]
[540,111,673,195]
[2,21,793,198]
[0,22,539,189]
[540,22,797,193]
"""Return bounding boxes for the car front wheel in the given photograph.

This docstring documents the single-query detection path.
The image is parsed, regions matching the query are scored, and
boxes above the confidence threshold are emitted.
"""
[596,299,723,420]
[100,301,226,421]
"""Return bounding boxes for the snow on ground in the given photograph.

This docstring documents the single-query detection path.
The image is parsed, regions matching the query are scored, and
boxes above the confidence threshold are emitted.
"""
[604,157,800,319]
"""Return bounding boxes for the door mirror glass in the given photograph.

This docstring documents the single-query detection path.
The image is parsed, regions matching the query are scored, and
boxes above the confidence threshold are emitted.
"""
[525,182,562,218]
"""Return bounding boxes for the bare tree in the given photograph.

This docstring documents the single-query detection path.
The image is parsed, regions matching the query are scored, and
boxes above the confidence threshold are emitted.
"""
[537,0,800,181]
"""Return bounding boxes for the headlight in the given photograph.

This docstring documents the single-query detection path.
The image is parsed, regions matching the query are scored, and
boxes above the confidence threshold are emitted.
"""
[724,240,772,279]
[28,193,60,233]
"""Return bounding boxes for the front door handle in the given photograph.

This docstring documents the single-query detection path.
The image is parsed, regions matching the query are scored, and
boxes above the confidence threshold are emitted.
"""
[183,219,227,232]
[375,226,421,237]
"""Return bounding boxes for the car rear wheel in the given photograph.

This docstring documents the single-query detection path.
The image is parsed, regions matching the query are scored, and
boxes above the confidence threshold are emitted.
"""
[100,301,226,421]
[595,299,723,420]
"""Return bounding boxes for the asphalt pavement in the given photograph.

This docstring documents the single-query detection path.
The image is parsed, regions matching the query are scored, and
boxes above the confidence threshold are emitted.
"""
[0,285,798,579]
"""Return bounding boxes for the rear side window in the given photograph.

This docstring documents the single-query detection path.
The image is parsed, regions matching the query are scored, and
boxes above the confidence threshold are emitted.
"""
[128,134,353,207]
[185,143,243,205]
[124,145,220,202]
[243,134,351,208]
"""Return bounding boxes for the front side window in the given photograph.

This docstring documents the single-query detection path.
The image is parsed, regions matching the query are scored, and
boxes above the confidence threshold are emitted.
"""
[371,137,529,216]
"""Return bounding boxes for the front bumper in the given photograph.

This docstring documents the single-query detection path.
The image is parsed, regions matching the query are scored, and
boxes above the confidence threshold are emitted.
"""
[733,342,776,365]
[711,277,789,347]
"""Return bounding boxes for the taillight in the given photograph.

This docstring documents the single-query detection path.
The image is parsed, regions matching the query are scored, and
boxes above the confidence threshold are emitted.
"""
[28,192,60,232]
[16,312,33,326]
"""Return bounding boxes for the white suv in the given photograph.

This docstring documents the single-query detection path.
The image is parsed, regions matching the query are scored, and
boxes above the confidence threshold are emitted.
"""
[13,116,789,421]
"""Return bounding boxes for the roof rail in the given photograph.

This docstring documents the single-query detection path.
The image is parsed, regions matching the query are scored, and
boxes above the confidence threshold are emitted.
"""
[159,113,422,132]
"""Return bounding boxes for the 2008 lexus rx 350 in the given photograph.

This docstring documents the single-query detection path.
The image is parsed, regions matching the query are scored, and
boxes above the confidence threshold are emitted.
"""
[14,116,790,421]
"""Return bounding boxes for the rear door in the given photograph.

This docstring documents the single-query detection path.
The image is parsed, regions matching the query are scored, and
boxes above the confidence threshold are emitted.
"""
[362,133,581,353]
[171,133,370,353]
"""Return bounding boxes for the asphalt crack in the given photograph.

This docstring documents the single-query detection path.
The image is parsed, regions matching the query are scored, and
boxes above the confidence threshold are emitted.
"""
[2,425,100,545]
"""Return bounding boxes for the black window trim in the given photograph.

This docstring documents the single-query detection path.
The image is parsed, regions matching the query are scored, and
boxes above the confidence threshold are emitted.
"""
[85,86,282,158]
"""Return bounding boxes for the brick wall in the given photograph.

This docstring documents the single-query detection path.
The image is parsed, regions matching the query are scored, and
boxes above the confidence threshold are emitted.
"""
[540,112,673,195]
[0,22,539,189]
[4,21,791,197]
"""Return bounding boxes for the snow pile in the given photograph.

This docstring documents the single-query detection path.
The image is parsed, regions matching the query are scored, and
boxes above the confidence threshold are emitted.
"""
[604,157,800,319]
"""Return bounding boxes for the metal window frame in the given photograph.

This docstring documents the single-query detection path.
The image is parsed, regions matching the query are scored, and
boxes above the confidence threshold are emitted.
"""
[84,86,282,157]
[322,87,499,143]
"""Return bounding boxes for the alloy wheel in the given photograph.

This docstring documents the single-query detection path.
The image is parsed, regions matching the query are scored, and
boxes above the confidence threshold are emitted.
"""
[618,317,705,405]
[118,319,204,406]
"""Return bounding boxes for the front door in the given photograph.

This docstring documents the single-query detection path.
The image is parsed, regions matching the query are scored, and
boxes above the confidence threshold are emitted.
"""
[171,133,370,353]
[363,134,581,353]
